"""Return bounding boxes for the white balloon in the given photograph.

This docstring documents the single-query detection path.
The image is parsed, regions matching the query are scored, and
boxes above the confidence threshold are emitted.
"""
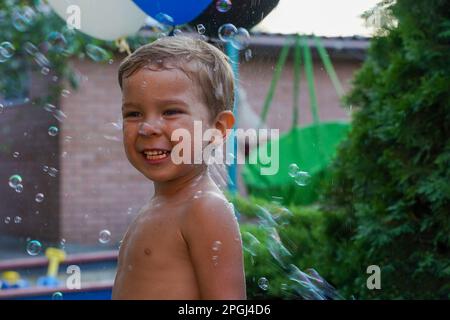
[47,0,147,41]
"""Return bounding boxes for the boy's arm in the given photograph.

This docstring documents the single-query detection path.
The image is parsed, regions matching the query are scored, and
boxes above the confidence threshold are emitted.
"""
[181,194,246,300]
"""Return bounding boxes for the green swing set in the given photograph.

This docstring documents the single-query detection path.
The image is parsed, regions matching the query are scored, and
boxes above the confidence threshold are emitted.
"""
[242,34,351,206]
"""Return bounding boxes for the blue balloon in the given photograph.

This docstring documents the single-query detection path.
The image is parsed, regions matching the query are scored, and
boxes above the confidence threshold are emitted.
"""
[133,0,213,25]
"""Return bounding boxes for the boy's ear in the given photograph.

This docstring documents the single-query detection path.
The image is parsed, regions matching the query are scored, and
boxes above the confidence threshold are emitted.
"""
[213,111,235,140]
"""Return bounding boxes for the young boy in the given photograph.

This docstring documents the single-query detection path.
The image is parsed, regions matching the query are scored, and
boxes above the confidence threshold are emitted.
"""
[112,36,246,300]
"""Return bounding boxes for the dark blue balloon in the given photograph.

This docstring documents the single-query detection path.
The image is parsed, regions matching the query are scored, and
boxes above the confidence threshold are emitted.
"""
[132,0,213,25]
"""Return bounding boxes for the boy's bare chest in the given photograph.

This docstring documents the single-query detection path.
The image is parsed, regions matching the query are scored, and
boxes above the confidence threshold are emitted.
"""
[118,206,189,270]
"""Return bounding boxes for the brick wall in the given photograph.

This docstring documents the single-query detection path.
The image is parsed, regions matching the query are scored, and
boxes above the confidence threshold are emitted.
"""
[0,69,60,244]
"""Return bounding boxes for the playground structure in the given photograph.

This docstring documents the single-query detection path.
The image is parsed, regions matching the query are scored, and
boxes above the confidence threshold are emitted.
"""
[242,34,351,206]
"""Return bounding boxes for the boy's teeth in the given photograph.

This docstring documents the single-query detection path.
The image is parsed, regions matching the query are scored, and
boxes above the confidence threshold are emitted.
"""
[144,150,168,155]
[145,151,169,160]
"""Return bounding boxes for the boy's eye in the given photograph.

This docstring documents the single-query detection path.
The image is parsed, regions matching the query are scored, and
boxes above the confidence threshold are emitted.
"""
[123,111,141,118]
[163,109,182,116]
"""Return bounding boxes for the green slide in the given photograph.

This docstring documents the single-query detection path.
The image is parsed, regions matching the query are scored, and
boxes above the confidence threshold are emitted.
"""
[242,35,350,206]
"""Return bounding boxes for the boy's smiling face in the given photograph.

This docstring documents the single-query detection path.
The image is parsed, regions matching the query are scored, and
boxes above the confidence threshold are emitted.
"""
[121,66,213,182]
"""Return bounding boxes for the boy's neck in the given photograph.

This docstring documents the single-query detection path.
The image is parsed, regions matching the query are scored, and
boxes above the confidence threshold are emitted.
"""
[152,165,213,200]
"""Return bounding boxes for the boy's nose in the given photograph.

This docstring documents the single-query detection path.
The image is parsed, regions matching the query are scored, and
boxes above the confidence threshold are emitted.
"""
[138,121,163,136]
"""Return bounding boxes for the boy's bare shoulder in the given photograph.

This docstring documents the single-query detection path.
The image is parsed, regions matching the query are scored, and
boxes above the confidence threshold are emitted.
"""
[180,191,238,238]
[178,190,246,299]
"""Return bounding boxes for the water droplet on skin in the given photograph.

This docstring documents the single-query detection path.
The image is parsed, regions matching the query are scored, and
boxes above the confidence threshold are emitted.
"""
[26,240,42,256]
[48,126,59,136]
[14,216,22,224]
[9,174,22,188]
[4,217,11,224]
[99,230,111,244]
[52,292,63,300]
[212,255,219,267]
[288,163,299,177]
[212,240,222,252]
[258,277,269,291]
[216,0,232,13]
[193,190,203,199]
[294,171,311,186]
[218,23,237,42]
[35,193,44,203]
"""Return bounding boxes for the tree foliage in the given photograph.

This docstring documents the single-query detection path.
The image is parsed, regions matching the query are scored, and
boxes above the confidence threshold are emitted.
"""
[321,0,450,299]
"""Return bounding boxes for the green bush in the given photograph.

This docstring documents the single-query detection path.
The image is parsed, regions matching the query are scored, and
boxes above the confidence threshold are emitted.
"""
[320,0,450,299]
[229,193,343,299]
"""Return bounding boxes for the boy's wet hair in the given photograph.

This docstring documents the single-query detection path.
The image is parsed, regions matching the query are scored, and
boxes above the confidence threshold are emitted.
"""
[118,36,235,122]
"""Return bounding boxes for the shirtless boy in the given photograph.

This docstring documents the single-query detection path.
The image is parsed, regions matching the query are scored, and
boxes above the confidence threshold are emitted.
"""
[112,36,246,300]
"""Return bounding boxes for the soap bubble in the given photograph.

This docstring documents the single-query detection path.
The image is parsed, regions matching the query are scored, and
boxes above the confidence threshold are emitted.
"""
[48,126,59,136]
[47,32,67,53]
[231,28,250,50]
[216,0,232,13]
[0,42,16,62]
[294,171,311,186]
[196,24,206,35]
[41,67,50,75]
[218,23,237,42]
[52,292,63,300]
[35,193,45,203]
[242,231,261,257]
[258,277,269,291]
[86,44,109,62]
[26,240,42,256]
[9,174,22,189]
[245,49,253,61]
[99,230,111,244]
[23,41,39,56]
[288,163,299,177]
[48,167,58,178]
